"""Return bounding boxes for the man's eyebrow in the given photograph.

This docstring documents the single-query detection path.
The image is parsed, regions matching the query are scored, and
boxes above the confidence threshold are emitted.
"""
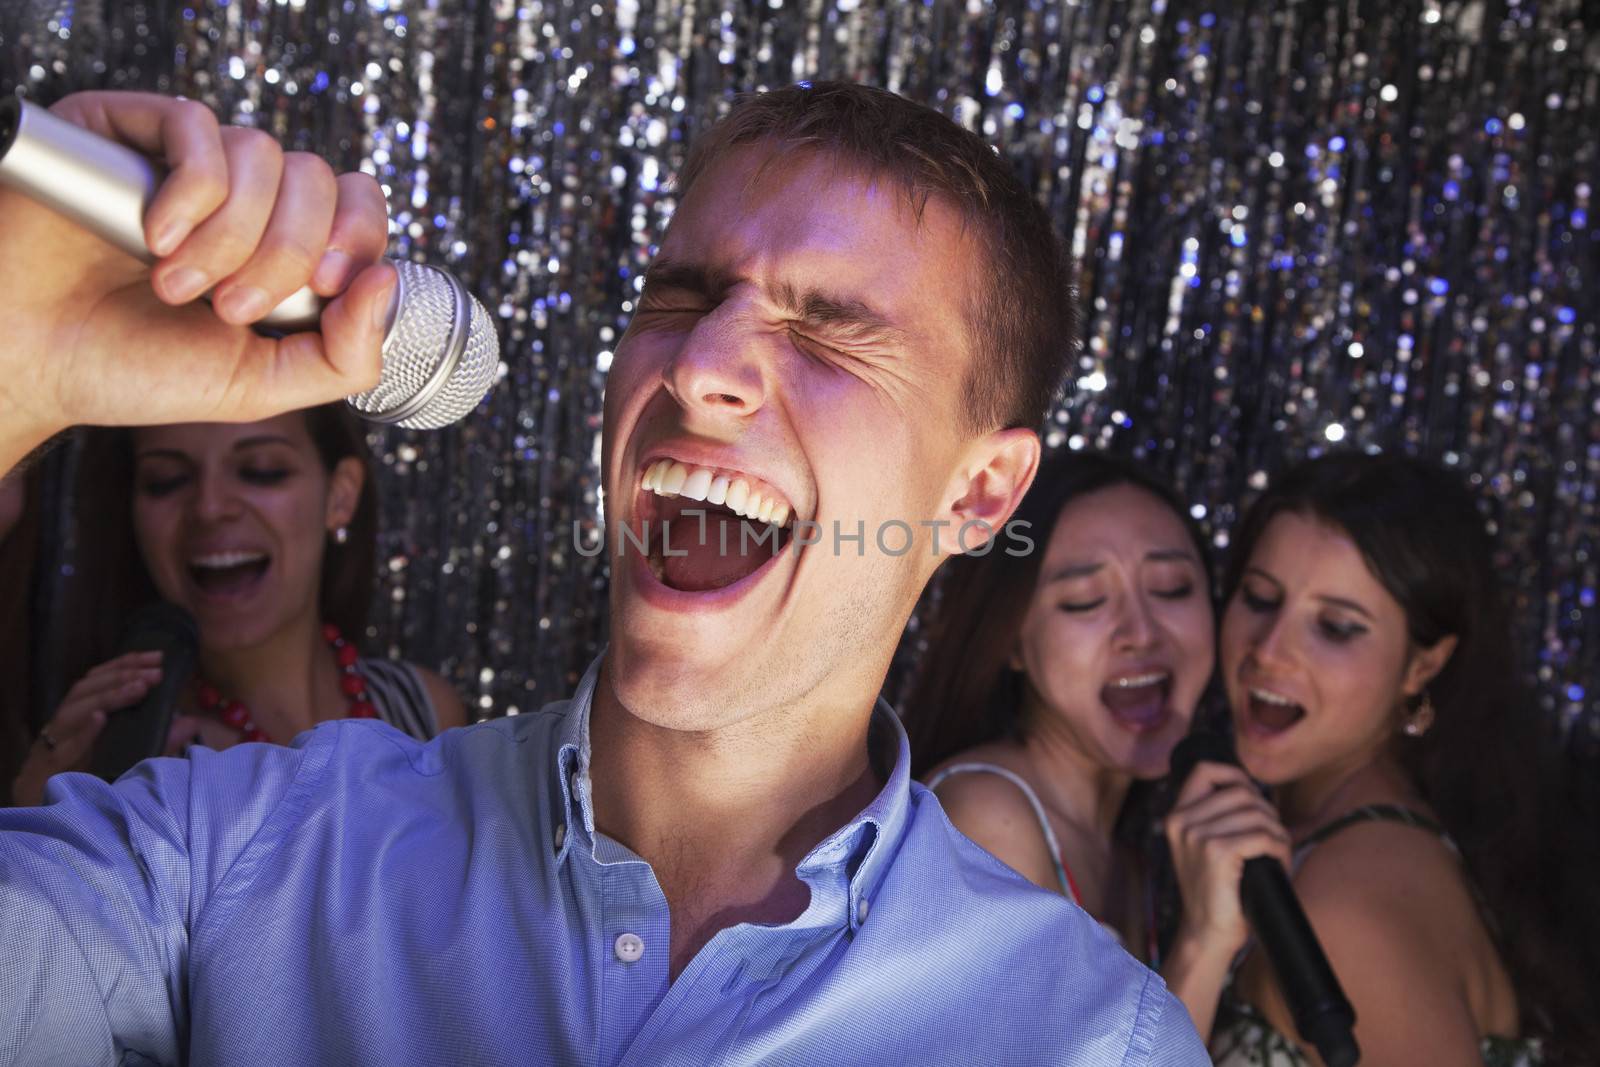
[644,257,906,344]
[640,258,730,297]
[776,280,907,345]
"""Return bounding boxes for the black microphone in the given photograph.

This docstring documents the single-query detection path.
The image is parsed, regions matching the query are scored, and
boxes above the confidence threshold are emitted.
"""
[91,602,199,782]
[1169,729,1360,1067]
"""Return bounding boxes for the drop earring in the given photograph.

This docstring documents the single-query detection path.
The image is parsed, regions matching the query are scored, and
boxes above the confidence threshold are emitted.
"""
[1402,691,1435,737]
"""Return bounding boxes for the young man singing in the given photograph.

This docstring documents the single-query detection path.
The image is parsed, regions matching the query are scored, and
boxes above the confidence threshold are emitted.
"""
[0,83,1205,1064]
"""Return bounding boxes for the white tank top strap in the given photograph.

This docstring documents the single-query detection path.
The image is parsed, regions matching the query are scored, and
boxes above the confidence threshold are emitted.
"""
[927,761,1079,905]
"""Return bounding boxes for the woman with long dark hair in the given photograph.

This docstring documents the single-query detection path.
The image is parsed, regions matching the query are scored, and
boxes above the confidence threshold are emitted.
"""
[906,450,1222,959]
[10,404,465,806]
[1167,452,1595,1064]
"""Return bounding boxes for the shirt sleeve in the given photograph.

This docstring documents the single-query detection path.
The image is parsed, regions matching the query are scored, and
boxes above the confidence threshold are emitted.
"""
[1124,971,1211,1066]
[0,734,328,1066]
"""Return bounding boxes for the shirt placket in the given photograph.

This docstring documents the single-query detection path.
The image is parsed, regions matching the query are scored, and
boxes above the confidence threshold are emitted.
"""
[586,837,673,1067]
[613,925,807,1067]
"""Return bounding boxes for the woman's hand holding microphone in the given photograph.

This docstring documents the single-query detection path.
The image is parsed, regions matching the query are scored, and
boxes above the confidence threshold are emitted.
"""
[10,650,160,806]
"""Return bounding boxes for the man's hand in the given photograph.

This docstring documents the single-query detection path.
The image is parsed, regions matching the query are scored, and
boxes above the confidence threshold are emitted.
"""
[0,91,395,474]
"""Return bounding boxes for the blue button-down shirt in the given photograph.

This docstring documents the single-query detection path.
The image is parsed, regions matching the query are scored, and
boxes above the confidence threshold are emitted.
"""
[0,656,1206,1065]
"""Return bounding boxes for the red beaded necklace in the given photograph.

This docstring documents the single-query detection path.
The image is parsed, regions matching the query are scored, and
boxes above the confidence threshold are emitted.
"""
[193,622,377,743]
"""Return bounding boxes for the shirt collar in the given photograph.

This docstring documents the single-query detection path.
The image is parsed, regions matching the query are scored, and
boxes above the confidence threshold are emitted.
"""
[792,698,911,933]
[549,652,604,857]
[547,653,913,932]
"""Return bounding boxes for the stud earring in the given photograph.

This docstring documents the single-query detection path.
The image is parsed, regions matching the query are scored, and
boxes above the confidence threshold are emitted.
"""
[333,525,349,545]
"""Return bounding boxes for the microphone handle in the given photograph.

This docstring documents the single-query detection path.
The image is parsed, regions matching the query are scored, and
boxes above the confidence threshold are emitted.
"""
[1240,857,1360,1067]
[0,97,388,332]
[90,607,199,782]
[1168,731,1361,1066]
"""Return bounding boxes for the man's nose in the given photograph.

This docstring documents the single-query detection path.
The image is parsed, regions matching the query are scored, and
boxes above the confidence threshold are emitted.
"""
[662,310,769,421]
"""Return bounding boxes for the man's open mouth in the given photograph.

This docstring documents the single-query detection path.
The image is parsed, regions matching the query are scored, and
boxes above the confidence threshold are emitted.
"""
[631,459,799,593]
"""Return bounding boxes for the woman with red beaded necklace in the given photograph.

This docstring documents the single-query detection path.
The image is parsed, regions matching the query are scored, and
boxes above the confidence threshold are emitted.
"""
[10,403,465,806]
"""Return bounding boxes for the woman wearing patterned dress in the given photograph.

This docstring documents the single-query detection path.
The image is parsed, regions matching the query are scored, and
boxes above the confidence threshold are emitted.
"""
[1162,453,1595,1065]
[11,403,464,805]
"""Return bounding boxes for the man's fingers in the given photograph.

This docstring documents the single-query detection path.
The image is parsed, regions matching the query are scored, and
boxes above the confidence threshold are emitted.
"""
[146,99,231,256]
[22,91,396,429]
[312,260,395,386]
[213,151,337,322]
[312,172,390,296]
[225,261,393,418]
[153,125,284,312]
[45,92,229,261]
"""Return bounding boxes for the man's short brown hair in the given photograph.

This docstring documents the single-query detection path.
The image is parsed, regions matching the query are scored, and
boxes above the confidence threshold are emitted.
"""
[676,80,1076,435]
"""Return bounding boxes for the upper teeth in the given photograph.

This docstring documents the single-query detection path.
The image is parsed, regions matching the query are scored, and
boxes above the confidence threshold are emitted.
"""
[191,551,267,569]
[1110,671,1168,689]
[640,459,792,527]
[1251,688,1296,707]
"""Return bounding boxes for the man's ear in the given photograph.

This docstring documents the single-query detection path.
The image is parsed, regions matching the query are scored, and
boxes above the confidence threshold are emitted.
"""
[1402,633,1458,698]
[325,456,367,532]
[936,428,1040,562]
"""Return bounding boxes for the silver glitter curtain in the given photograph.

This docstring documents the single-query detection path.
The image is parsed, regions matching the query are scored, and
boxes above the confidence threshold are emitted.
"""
[3,0,1597,749]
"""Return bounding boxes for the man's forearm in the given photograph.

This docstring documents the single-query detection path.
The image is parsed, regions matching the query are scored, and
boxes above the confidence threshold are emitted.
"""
[0,384,61,479]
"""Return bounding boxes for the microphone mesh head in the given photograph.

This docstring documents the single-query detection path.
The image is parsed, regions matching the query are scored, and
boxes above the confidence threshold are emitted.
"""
[346,259,501,429]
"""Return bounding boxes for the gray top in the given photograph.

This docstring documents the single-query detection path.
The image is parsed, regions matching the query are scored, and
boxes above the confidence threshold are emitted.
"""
[360,657,441,740]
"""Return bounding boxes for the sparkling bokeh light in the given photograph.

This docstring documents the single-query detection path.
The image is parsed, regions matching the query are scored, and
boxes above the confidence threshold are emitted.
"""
[3,1,1595,751]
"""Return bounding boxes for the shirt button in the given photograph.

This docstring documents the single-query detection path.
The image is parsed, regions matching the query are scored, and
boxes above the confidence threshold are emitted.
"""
[856,898,870,924]
[554,823,566,851]
[614,932,645,963]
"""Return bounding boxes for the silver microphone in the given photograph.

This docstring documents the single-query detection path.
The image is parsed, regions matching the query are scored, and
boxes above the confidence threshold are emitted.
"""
[0,98,499,430]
